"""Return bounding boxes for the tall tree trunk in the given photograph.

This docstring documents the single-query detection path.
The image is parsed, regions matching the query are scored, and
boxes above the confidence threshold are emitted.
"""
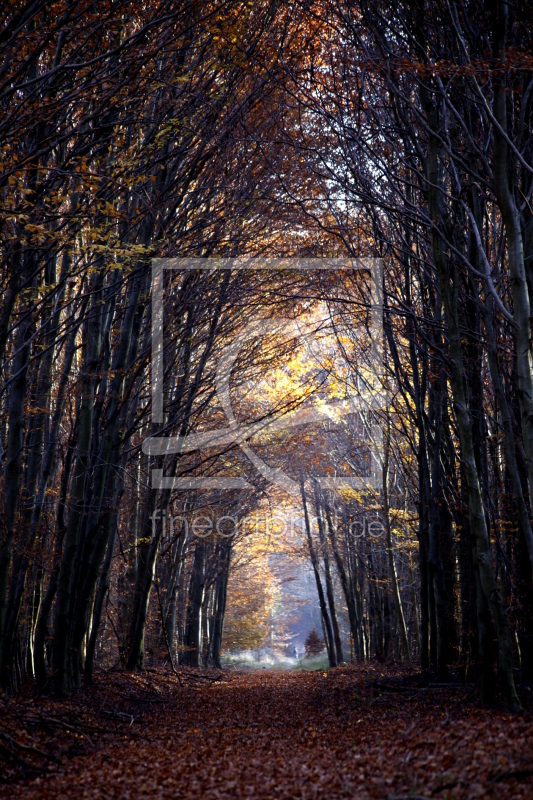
[383,420,410,660]
[70,270,147,686]
[52,274,104,696]
[423,93,521,710]
[314,483,343,665]
[483,294,533,573]
[212,542,231,670]
[164,529,188,659]
[3,254,75,680]
[300,478,336,667]
[488,0,533,536]
[428,364,449,677]
[84,498,121,685]
[126,271,229,670]
[404,248,430,669]
[0,262,33,680]
[183,540,205,668]
[324,500,359,657]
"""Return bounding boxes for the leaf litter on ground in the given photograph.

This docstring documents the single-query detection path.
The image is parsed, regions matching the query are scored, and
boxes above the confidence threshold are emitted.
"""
[1,662,533,799]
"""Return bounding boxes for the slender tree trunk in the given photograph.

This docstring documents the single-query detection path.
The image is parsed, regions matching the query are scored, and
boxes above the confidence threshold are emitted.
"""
[428,366,449,677]
[212,542,231,670]
[483,295,533,573]
[423,98,520,710]
[324,500,358,658]
[300,478,336,667]
[489,0,533,531]
[70,272,147,686]
[408,557,421,657]
[404,248,430,669]
[0,266,33,680]
[52,275,104,696]
[3,255,76,679]
[383,421,410,660]
[183,540,205,668]
[164,530,188,658]
[84,474,124,685]
[314,483,343,664]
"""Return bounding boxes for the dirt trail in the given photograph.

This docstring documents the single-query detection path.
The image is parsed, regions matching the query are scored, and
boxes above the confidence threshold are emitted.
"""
[2,664,533,799]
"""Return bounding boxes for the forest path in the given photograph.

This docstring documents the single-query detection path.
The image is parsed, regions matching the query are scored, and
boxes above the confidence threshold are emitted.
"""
[3,663,533,799]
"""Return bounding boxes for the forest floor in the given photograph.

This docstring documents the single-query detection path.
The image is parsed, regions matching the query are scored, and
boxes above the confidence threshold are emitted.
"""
[1,662,533,799]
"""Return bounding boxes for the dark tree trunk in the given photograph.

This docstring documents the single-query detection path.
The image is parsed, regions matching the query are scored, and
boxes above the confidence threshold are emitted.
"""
[301,479,336,667]
[314,484,343,665]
